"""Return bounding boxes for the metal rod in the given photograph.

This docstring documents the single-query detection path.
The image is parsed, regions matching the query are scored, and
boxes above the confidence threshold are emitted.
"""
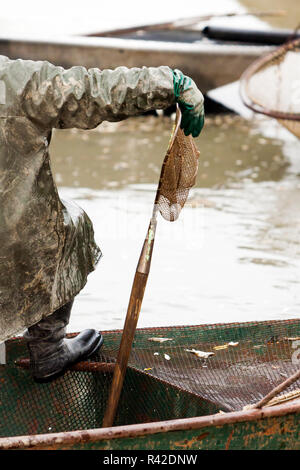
[250,369,300,409]
[15,358,115,373]
[202,26,300,45]
[0,399,299,450]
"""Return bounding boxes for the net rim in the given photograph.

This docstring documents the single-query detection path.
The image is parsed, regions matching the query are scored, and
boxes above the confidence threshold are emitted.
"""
[240,37,300,121]
[71,317,300,336]
[5,317,299,342]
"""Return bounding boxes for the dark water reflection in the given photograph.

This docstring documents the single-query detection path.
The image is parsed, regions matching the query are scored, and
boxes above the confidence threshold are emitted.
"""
[50,115,300,331]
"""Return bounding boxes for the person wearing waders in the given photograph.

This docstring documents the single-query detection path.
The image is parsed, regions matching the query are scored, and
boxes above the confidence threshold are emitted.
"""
[0,56,204,382]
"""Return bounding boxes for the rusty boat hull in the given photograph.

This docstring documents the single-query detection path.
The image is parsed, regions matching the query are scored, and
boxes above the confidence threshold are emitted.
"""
[0,319,299,450]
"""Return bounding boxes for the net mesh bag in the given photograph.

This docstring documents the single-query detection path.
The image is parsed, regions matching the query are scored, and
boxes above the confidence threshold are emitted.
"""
[1,319,300,437]
[157,122,200,221]
[240,37,300,138]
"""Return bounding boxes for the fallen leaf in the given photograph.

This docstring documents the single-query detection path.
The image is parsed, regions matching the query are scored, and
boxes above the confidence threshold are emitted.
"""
[148,337,173,343]
[214,342,239,351]
[185,349,214,359]
[213,344,228,351]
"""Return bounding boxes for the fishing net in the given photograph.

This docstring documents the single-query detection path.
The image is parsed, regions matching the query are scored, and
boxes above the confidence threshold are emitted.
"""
[157,120,199,222]
[1,319,300,438]
[240,37,300,138]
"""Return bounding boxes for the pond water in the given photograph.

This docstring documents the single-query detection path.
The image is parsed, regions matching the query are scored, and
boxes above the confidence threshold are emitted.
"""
[3,0,299,333]
[49,113,300,332]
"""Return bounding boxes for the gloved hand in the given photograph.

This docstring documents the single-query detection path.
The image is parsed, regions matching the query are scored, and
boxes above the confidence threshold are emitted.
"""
[173,69,205,138]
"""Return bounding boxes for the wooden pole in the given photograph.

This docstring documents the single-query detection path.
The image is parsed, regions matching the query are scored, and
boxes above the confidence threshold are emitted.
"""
[102,107,181,428]
[249,369,300,409]
[102,220,156,428]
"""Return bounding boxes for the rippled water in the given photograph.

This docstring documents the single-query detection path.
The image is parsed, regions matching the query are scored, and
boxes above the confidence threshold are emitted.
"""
[5,0,296,332]
[49,113,300,332]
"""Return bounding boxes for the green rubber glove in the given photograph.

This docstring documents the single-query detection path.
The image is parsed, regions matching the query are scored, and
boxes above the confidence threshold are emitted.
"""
[173,69,205,138]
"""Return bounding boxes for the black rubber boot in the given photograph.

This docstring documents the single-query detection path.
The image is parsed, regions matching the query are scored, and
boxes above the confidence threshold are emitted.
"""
[24,301,103,382]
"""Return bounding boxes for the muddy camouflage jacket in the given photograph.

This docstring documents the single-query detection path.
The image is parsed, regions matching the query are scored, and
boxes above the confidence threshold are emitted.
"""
[0,55,175,341]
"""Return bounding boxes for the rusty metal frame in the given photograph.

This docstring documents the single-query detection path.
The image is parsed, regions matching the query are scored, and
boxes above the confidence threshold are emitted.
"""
[64,317,299,338]
[0,399,299,450]
[15,358,115,373]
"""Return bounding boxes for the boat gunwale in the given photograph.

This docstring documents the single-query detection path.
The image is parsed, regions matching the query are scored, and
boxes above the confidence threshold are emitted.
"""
[5,316,300,344]
[0,399,299,450]
[0,33,274,56]
[72,316,300,337]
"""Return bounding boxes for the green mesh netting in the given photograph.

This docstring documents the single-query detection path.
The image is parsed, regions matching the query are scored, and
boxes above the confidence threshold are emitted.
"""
[1,319,299,438]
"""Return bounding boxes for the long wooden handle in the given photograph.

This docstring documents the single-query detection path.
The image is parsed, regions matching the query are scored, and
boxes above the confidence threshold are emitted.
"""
[102,108,181,428]
[249,368,300,409]
[102,270,148,427]
[102,220,156,428]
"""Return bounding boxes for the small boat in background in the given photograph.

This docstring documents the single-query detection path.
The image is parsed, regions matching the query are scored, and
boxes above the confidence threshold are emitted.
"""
[1,9,298,94]
[0,21,292,94]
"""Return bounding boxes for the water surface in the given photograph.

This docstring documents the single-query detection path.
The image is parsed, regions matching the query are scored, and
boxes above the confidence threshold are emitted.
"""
[49,114,300,332]
[3,0,299,332]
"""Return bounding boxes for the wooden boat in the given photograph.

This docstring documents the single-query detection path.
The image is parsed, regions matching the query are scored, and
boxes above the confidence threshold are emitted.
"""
[0,318,299,450]
[0,27,276,94]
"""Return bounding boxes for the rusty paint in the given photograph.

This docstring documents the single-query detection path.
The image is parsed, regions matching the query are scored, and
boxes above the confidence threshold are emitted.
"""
[225,429,234,450]
[197,432,210,441]
[174,437,200,449]
[173,432,210,449]
[243,419,296,448]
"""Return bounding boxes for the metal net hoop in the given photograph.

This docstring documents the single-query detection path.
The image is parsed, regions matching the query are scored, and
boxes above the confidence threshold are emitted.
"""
[240,38,300,137]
